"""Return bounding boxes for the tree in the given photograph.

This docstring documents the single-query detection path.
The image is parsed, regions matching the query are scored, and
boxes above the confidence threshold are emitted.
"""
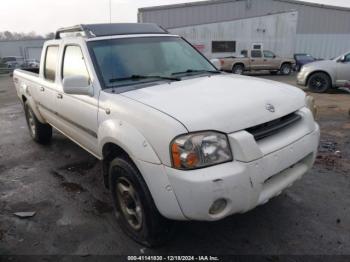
[45,32,55,39]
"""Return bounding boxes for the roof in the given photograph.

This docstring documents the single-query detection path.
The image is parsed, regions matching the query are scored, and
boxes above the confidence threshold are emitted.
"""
[139,0,350,12]
[55,23,168,39]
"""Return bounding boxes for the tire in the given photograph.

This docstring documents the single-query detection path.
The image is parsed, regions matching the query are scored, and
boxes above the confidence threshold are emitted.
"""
[307,72,331,93]
[109,157,172,247]
[280,63,292,75]
[232,64,244,75]
[270,71,278,75]
[24,102,52,144]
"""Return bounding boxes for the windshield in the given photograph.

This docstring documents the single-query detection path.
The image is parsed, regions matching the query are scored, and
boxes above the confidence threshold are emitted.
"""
[88,36,216,89]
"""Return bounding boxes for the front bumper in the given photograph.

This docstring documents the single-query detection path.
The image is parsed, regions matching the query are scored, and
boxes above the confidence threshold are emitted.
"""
[165,124,319,221]
[135,109,320,221]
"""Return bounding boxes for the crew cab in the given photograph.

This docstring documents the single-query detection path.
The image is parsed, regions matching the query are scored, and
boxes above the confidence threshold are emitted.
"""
[297,51,350,93]
[13,23,319,246]
[220,49,295,75]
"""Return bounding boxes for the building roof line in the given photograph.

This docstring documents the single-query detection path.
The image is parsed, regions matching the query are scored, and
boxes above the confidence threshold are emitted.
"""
[138,0,350,13]
[166,9,298,30]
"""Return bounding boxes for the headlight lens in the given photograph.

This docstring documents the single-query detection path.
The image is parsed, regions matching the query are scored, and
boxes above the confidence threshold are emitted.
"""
[171,131,233,170]
[305,95,318,119]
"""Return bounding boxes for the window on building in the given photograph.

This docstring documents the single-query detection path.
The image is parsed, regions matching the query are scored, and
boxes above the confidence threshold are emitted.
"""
[62,45,89,79]
[253,44,262,50]
[44,46,59,81]
[251,50,262,58]
[212,41,236,53]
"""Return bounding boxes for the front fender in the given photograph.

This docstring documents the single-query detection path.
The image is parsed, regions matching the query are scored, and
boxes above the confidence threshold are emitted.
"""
[98,119,161,164]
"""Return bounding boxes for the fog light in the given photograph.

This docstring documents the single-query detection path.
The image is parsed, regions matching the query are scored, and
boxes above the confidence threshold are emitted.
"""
[209,199,227,215]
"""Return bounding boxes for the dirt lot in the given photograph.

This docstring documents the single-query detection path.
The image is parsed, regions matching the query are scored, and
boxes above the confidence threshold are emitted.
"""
[0,73,349,258]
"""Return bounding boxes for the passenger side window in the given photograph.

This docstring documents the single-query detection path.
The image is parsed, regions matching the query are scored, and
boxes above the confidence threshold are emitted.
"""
[263,51,275,58]
[251,50,262,58]
[62,45,89,79]
[44,46,59,81]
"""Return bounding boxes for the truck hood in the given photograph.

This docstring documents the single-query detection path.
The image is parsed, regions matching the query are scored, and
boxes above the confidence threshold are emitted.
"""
[122,74,306,133]
[303,59,335,69]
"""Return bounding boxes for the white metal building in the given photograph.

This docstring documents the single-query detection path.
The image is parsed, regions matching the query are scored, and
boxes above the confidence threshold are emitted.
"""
[0,39,45,61]
[138,0,350,59]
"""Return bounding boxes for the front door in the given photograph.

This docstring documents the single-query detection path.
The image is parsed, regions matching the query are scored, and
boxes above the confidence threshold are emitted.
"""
[54,45,99,156]
[336,53,350,87]
[263,50,281,70]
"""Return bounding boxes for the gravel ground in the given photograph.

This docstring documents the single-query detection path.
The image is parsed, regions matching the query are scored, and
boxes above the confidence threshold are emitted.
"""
[0,73,349,258]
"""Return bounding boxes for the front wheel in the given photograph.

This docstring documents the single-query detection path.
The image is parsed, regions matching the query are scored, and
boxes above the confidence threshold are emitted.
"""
[24,102,52,144]
[307,72,331,93]
[109,157,172,247]
[280,63,292,75]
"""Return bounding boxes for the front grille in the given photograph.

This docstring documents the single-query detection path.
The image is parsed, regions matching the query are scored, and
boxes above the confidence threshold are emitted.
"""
[247,112,301,141]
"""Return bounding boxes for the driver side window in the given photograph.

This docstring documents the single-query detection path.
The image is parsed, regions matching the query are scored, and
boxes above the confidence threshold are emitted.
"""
[344,53,350,63]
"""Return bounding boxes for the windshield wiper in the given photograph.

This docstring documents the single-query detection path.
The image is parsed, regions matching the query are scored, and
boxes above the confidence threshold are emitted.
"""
[171,69,222,76]
[109,74,180,83]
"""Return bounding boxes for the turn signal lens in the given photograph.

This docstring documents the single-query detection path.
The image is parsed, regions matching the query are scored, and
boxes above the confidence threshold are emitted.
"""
[171,131,233,170]
[305,95,318,119]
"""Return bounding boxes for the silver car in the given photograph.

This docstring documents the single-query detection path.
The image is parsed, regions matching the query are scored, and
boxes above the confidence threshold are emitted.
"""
[297,51,350,93]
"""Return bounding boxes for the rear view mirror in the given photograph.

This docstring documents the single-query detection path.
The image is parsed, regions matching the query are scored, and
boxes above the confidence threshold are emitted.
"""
[63,75,93,96]
[210,58,221,70]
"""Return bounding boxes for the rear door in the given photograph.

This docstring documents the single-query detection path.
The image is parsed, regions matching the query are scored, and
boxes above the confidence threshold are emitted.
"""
[335,53,350,87]
[36,45,60,124]
[250,50,265,70]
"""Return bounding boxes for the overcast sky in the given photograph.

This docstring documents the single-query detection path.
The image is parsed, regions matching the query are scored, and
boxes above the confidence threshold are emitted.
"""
[1,0,350,35]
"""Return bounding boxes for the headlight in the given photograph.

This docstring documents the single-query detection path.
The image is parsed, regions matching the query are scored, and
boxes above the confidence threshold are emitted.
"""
[170,131,233,170]
[305,95,318,119]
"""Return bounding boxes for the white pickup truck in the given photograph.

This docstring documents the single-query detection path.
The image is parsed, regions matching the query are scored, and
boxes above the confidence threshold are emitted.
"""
[14,23,320,246]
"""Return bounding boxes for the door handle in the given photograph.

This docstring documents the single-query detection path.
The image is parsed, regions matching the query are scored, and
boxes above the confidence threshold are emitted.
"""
[57,94,63,99]
[251,59,255,62]
[40,86,45,92]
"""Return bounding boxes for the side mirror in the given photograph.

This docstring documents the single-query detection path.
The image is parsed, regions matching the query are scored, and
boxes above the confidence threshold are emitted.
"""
[338,56,346,63]
[63,75,93,96]
[210,58,221,70]
[273,55,276,58]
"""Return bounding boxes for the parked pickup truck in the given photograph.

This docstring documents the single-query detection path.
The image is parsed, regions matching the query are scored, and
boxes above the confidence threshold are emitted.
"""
[220,50,295,75]
[297,50,350,93]
[14,23,320,246]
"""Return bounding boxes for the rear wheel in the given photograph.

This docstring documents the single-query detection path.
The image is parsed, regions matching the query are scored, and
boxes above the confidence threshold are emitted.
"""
[24,102,52,144]
[232,64,244,75]
[307,72,331,93]
[280,63,292,75]
[109,157,172,247]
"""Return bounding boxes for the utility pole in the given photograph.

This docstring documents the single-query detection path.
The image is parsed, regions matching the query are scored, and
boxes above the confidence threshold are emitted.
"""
[109,0,112,23]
